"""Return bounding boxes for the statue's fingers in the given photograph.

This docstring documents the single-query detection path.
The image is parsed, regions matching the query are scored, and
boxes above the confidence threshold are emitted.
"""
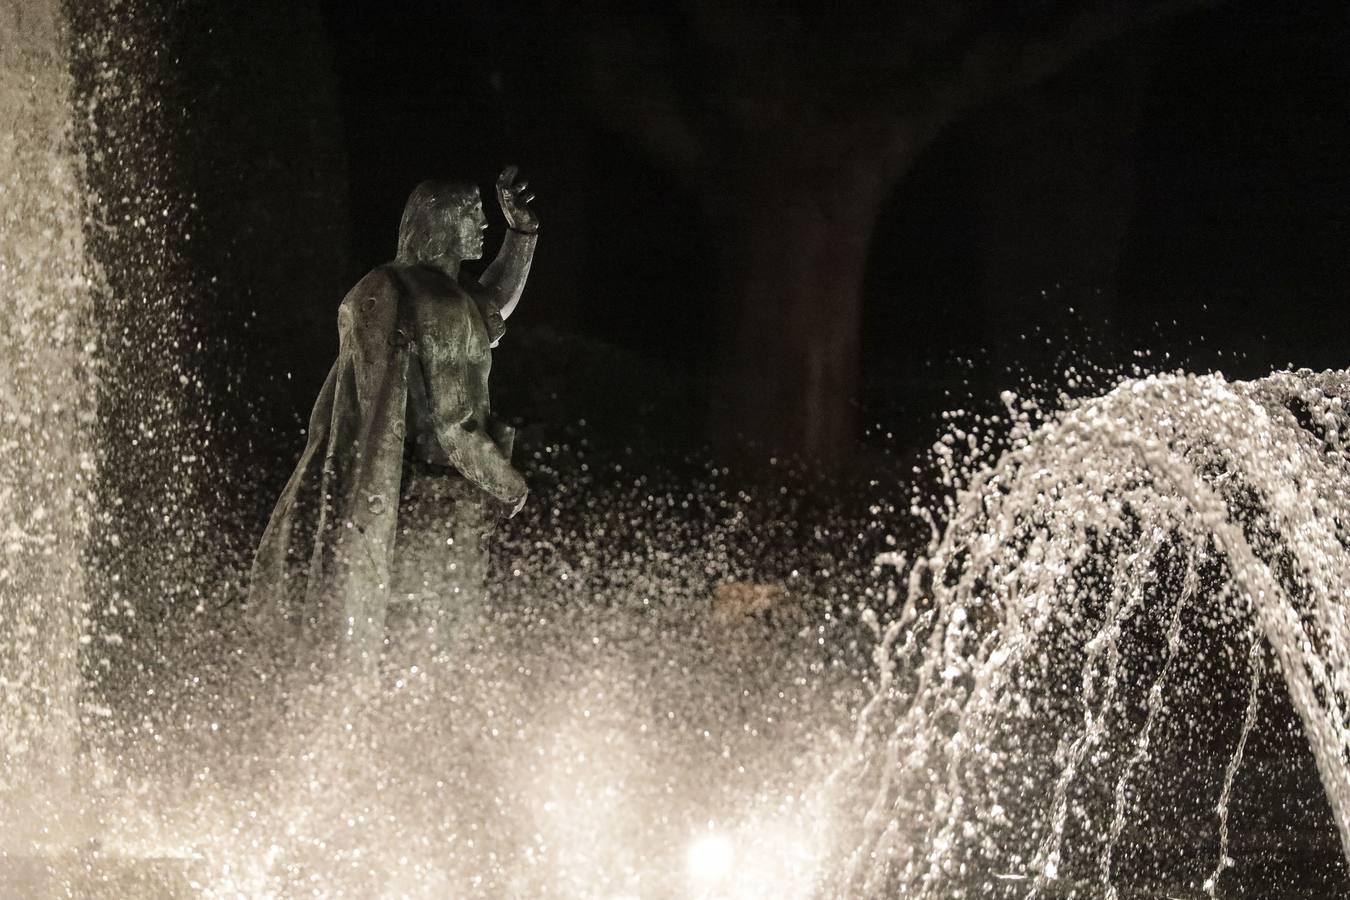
[515,180,529,193]
[519,192,535,204]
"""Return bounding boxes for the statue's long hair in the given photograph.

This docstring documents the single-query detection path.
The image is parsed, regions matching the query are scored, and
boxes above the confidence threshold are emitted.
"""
[396,180,479,263]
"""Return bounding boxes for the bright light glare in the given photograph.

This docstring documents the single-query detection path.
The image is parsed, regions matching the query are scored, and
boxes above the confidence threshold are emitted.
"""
[687,832,734,883]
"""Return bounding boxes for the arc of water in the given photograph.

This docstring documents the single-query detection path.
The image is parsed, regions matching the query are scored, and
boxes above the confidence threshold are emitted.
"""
[1019,375,1350,892]
[1111,394,1350,869]
[837,372,1350,898]
[1203,638,1263,898]
[1100,549,1201,900]
[1027,534,1164,898]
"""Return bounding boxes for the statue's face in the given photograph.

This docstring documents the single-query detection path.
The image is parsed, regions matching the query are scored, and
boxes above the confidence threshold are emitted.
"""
[425,195,486,262]
[397,182,486,268]
[454,198,488,261]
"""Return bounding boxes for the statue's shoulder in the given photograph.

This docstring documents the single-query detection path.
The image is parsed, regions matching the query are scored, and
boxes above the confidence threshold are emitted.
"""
[337,266,404,316]
[335,266,409,341]
[341,265,405,305]
[346,264,485,341]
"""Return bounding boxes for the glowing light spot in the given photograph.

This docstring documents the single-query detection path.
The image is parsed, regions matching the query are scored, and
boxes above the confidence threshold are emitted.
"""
[686,832,733,884]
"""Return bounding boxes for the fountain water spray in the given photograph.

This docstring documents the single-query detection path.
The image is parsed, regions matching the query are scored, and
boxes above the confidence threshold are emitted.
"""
[3,4,1348,897]
[833,369,1350,897]
[0,0,99,847]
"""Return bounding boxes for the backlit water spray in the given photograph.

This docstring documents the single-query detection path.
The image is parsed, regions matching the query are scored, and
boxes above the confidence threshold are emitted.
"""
[832,370,1350,897]
[4,3,1350,898]
[0,0,98,846]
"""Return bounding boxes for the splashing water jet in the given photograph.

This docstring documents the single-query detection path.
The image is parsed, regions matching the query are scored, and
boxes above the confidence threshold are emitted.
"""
[0,0,98,848]
[833,369,1350,897]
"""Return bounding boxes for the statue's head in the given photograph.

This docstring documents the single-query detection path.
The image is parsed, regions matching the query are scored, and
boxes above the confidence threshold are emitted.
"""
[396,180,487,267]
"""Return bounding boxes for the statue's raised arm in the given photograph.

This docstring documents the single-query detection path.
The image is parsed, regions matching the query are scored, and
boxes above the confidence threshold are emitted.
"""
[470,165,538,329]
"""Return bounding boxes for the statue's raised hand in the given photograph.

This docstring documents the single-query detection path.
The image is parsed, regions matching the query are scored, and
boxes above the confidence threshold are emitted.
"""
[497,165,538,234]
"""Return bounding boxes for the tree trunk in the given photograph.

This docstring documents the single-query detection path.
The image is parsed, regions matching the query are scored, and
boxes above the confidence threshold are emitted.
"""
[706,161,891,467]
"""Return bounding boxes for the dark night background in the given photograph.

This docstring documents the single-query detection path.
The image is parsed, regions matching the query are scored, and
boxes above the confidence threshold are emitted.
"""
[135,0,1349,493]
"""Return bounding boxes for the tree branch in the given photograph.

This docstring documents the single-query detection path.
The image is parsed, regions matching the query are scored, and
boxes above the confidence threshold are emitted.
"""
[577,11,706,173]
[944,0,1218,111]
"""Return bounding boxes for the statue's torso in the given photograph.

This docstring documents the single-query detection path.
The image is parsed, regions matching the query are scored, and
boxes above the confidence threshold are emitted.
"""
[381,265,498,632]
[387,264,494,468]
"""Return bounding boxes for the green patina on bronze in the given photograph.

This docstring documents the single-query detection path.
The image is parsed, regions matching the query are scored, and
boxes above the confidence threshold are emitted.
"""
[248,169,538,669]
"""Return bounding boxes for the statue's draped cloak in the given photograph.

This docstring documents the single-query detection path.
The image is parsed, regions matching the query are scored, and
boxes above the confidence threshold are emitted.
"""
[247,264,495,664]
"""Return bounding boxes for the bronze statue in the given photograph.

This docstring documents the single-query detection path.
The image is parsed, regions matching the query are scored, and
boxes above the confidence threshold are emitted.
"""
[247,168,538,671]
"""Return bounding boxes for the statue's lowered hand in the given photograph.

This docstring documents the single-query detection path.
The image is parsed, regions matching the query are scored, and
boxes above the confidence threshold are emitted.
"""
[489,420,516,459]
[497,165,538,234]
[504,487,528,519]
